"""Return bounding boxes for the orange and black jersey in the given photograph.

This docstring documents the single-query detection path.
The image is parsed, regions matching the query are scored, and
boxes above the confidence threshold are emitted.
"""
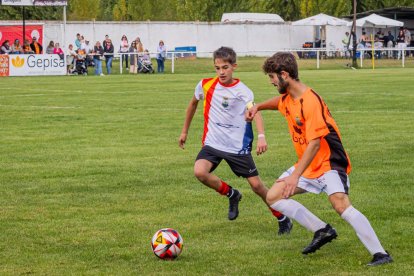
[278,88,351,178]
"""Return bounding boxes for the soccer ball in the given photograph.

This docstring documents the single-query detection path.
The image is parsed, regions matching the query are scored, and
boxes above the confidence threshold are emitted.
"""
[151,228,183,260]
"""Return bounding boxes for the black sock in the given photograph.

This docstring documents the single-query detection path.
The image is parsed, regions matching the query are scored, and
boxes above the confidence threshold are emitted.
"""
[227,187,238,198]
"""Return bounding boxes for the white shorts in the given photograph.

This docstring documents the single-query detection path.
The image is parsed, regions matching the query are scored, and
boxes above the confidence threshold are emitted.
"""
[280,166,350,195]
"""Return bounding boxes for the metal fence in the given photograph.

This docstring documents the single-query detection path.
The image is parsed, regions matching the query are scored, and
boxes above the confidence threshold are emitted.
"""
[115,47,414,74]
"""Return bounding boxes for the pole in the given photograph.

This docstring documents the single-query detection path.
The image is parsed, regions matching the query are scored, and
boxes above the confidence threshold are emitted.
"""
[352,0,358,68]
[63,6,67,73]
[171,52,175,74]
[316,50,320,69]
[22,6,26,43]
[371,34,375,70]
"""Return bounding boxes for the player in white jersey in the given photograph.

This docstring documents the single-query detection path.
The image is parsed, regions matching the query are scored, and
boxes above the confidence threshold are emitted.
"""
[178,47,292,235]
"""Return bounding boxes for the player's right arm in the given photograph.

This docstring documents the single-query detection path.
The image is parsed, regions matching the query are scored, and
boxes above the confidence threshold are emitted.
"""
[246,96,281,121]
[179,96,199,149]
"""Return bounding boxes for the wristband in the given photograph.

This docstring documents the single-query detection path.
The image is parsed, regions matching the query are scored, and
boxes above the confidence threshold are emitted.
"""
[258,134,265,138]
[246,101,255,110]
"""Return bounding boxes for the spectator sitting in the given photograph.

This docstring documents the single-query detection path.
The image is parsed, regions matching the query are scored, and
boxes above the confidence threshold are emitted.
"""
[0,40,11,54]
[23,39,34,54]
[46,40,54,54]
[11,39,23,54]
[53,42,64,59]
[30,37,43,54]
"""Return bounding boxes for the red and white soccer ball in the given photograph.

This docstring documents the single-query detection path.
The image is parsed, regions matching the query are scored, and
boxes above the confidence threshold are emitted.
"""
[151,228,183,260]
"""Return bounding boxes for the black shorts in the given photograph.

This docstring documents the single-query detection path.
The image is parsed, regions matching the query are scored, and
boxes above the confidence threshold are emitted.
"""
[196,145,259,178]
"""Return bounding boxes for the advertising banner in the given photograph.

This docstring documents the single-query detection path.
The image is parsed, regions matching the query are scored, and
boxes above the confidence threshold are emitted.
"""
[1,0,67,6]
[3,54,66,76]
[0,25,43,47]
[0,55,9,76]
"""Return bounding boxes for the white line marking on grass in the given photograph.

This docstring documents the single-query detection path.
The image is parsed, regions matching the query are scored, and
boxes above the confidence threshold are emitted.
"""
[335,110,414,114]
[0,104,79,109]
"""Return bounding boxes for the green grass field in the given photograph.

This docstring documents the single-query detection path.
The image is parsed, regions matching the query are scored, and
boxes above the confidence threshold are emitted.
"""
[1,64,414,275]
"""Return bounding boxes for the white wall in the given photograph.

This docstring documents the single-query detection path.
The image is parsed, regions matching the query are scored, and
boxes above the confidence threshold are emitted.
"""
[1,20,325,57]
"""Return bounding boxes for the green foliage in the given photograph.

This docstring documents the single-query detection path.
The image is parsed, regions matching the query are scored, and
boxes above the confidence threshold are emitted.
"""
[0,0,413,21]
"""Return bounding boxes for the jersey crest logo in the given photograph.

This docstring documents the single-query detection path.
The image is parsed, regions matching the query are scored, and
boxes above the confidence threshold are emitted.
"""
[295,116,303,126]
[222,97,229,109]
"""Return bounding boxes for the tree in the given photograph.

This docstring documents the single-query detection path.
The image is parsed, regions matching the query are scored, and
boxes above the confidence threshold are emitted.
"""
[68,0,100,20]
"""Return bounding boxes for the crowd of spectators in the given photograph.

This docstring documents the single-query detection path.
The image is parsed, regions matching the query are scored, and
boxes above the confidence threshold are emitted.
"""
[343,27,412,59]
[66,33,166,76]
[0,36,44,55]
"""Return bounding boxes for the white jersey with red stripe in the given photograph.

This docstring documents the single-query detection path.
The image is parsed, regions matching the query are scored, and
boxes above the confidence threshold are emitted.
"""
[194,77,254,154]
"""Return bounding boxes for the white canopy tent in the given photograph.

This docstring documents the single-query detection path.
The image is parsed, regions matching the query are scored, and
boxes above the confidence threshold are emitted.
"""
[347,13,403,28]
[292,13,348,49]
[292,13,348,26]
[221,13,284,23]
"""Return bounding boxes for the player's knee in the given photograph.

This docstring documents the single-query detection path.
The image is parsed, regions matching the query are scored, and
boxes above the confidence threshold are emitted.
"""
[193,167,208,182]
[266,184,283,205]
[329,193,351,215]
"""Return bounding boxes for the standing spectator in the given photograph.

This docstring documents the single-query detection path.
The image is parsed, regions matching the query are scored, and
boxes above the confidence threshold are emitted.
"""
[360,31,368,46]
[46,40,55,54]
[341,32,350,58]
[156,40,166,73]
[83,40,93,66]
[103,34,110,49]
[396,29,406,60]
[93,41,104,76]
[0,40,11,54]
[75,33,81,49]
[385,31,394,58]
[30,37,43,54]
[374,36,383,59]
[53,42,64,59]
[23,39,34,54]
[135,37,144,72]
[66,44,77,74]
[120,35,129,71]
[80,36,86,50]
[103,39,114,75]
[11,39,23,54]
[404,27,411,57]
[129,41,138,74]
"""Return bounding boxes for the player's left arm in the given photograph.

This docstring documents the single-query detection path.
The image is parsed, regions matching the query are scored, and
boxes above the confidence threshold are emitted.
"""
[253,111,267,155]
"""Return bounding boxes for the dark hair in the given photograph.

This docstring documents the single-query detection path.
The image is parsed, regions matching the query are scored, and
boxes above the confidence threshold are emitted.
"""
[213,46,236,64]
[263,52,299,81]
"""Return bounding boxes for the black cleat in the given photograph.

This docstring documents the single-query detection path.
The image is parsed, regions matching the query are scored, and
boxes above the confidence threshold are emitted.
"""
[228,189,242,220]
[302,224,337,254]
[278,216,293,235]
[367,251,393,266]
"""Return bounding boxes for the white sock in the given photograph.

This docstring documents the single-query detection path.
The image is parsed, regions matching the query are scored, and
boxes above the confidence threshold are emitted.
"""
[341,206,386,255]
[270,199,326,232]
